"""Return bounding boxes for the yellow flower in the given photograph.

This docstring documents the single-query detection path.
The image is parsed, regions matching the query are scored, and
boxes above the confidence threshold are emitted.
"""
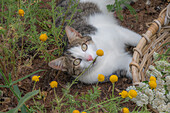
[32,75,40,82]
[149,76,156,82]
[149,81,157,89]
[109,75,118,83]
[50,81,58,88]
[81,112,86,113]
[128,90,137,99]
[97,74,105,82]
[18,9,25,16]
[72,110,80,113]
[39,33,48,42]
[119,90,128,98]
[122,107,129,113]
[96,49,104,56]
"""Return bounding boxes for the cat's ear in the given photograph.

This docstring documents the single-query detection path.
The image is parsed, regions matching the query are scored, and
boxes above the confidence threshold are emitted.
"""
[65,26,82,43]
[48,57,67,71]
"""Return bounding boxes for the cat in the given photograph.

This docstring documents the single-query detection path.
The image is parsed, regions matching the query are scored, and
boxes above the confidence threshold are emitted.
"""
[49,0,141,84]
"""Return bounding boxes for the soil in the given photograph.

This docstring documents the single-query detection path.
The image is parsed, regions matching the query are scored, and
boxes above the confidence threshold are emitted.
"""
[0,0,169,113]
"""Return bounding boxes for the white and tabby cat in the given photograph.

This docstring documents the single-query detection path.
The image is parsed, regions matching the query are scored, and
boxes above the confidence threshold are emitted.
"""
[49,0,141,84]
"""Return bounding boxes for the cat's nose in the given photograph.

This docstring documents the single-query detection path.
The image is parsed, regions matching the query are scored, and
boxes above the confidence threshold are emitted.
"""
[87,55,93,61]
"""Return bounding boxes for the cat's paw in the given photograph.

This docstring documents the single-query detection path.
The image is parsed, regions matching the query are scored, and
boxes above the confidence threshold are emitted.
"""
[114,69,128,78]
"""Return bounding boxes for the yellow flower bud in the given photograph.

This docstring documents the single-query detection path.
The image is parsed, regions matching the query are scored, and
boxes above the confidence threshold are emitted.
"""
[50,81,58,88]
[32,75,40,82]
[122,107,129,113]
[149,81,157,89]
[39,33,48,42]
[149,76,156,82]
[109,75,118,83]
[119,90,128,98]
[18,9,25,16]
[128,90,137,99]
[72,110,80,113]
[97,74,105,82]
[96,49,104,56]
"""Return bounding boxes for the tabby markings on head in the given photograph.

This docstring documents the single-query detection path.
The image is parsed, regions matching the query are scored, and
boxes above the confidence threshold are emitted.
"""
[48,26,97,76]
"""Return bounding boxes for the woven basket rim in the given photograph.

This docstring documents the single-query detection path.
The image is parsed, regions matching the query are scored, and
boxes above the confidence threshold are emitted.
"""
[130,5,169,85]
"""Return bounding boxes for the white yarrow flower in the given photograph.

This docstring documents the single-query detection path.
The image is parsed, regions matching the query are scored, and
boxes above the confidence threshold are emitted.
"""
[152,98,166,109]
[157,78,165,89]
[149,65,162,78]
[167,85,170,91]
[157,104,167,112]
[167,92,170,100]
[166,103,170,112]
[153,52,159,59]
[139,82,149,89]
[144,88,154,103]
[155,60,170,72]
[126,58,169,113]
[155,91,166,100]
[126,86,136,92]
[165,76,170,85]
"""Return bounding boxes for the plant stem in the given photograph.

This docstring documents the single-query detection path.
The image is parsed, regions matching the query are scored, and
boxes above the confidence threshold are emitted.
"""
[1,0,4,26]
[29,41,43,64]
[54,88,59,104]
[84,97,121,112]
[59,56,98,103]
[32,82,36,90]
[54,88,61,112]
[112,83,115,97]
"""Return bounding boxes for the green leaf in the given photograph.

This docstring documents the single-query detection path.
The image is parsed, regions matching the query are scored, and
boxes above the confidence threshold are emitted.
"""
[21,105,27,113]
[124,3,136,15]
[0,85,8,88]
[10,69,44,86]
[162,42,170,47]
[7,90,39,113]
[0,90,3,96]
[107,4,114,12]
[165,48,170,55]
[8,73,12,84]
[13,85,21,99]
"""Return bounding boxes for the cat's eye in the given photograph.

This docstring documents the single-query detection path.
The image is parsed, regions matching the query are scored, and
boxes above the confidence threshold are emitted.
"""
[81,43,88,51]
[73,58,81,66]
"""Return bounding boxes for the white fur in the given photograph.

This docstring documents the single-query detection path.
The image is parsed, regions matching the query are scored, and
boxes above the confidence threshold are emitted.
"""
[69,0,141,83]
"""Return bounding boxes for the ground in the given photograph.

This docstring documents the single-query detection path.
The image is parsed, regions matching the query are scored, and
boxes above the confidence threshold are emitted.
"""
[0,0,169,113]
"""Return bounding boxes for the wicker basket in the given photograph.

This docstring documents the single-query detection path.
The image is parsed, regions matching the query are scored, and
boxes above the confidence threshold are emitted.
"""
[130,4,170,85]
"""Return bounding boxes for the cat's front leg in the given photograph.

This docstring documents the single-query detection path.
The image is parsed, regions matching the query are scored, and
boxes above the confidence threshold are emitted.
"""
[120,27,142,46]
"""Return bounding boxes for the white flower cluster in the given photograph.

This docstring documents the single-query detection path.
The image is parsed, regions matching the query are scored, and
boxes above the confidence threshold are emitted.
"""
[166,76,170,91]
[155,60,170,74]
[126,56,170,113]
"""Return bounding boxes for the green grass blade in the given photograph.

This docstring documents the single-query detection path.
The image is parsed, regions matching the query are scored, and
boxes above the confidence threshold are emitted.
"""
[0,68,9,85]
[8,73,12,84]
[7,90,39,113]
[0,85,8,88]
[10,69,44,86]
[0,90,3,96]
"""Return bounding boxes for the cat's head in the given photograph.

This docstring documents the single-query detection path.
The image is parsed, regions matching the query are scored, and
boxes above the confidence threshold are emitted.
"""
[48,26,97,76]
